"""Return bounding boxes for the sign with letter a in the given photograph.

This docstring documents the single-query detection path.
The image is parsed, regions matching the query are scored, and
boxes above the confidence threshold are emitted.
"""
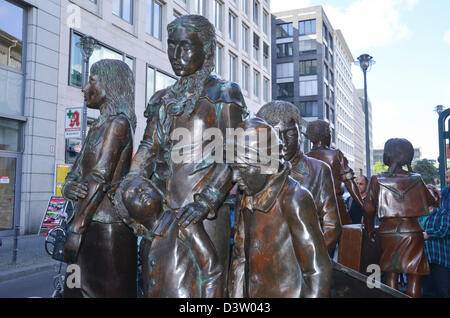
[65,107,83,139]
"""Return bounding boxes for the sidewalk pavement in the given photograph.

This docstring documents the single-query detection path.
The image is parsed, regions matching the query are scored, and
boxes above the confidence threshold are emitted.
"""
[0,233,58,283]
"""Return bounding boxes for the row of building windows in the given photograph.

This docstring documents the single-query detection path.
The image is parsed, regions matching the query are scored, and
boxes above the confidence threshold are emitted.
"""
[276,19,317,38]
[276,60,320,78]
[275,80,319,98]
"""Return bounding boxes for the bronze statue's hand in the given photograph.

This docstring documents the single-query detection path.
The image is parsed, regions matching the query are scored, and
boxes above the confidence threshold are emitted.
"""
[63,181,88,201]
[177,200,210,228]
[63,232,83,264]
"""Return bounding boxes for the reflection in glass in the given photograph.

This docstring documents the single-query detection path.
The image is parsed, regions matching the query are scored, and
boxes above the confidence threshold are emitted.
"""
[0,118,20,152]
[0,157,16,230]
[0,68,23,116]
[0,0,24,69]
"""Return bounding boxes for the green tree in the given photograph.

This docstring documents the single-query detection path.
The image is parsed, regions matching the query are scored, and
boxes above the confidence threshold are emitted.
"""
[373,161,388,174]
[413,159,439,185]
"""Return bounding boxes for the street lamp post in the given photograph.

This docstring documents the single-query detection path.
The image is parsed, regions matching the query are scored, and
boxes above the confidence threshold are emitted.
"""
[356,54,375,178]
[77,35,97,145]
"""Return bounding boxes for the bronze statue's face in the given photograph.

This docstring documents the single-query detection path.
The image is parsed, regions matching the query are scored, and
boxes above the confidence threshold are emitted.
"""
[168,28,205,77]
[231,164,269,196]
[274,119,299,162]
[83,75,106,109]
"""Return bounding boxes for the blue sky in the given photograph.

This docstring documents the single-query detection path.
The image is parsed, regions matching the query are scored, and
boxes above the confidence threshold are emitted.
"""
[271,0,450,161]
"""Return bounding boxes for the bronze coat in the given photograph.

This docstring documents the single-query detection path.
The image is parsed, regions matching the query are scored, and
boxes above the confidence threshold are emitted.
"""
[64,115,137,297]
[290,151,341,252]
[230,165,332,298]
[129,75,247,297]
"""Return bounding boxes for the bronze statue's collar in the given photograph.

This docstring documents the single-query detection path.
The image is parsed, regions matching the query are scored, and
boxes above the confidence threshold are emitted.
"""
[244,162,291,213]
[290,147,310,177]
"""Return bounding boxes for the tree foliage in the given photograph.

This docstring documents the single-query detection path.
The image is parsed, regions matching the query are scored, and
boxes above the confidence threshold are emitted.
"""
[373,161,388,174]
[413,159,439,185]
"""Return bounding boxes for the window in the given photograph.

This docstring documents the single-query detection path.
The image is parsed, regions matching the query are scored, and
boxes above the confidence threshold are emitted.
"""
[276,62,293,78]
[328,32,333,50]
[299,60,317,76]
[300,101,319,117]
[70,32,134,88]
[0,0,24,117]
[90,0,97,3]
[263,10,269,35]
[215,44,223,75]
[263,42,269,69]
[193,0,206,16]
[263,77,269,101]
[229,52,237,82]
[0,0,24,70]
[253,1,259,25]
[253,33,259,61]
[277,82,294,98]
[242,24,249,53]
[329,71,334,87]
[322,23,328,42]
[242,62,249,91]
[299,19,316,36]
[229,12,237,43]
[146,66,177,105]
[146,0,162,40]
[0,118,20,152]
[299,39,316,54]
[276,43,293,58]
[299,79,318,96]
[253,70,260,97]
[276,23,293,38]
[113,0,133,24]
[241,0,249,15]
[214,1,223,32]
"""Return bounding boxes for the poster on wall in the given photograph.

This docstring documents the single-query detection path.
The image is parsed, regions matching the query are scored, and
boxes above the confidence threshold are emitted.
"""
[39,196,68,233]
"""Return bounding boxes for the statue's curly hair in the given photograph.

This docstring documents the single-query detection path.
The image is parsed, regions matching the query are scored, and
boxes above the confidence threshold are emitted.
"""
[305,120,330,144]
[383,138,414,172]
[256,100,302,129]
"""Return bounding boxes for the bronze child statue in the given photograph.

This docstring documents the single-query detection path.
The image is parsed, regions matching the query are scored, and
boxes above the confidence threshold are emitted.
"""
[229,118,332,298]
[116,15,247,297]
[305,119,364,226]
[257,101,341,252]
[363,138,440,297]
[62,59,137,297]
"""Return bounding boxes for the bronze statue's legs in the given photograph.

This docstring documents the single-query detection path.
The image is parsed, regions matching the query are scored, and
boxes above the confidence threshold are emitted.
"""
[385,272,399,290]
[406,274,421,298]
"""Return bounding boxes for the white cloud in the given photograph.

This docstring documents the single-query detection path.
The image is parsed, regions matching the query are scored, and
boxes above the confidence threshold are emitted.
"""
[323,0,416,52]
[444,30,450,45]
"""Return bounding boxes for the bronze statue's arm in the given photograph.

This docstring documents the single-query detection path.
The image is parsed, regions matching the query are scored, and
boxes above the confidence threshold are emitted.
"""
[228,199,246,298]
[363,175,379,235]
[70,117,132,235]
[318,163,342,252]
[339,150,364,207]
[128,114,158,179]
[285,188,332,298]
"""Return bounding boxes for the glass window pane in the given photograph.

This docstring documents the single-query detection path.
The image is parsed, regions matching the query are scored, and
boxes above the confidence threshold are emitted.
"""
[0,118,20,152]
[146,66,155,104]
[153,1,162,39]
[0,157,16,230]
[112,0,121,16]
[0,0,24,69]
[123,0,132,23]
[155,70,176,92]
[70,33,82,87]
[0,68,23,116]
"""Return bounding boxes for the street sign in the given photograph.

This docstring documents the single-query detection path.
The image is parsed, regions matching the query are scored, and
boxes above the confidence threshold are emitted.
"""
[65,107,83,139]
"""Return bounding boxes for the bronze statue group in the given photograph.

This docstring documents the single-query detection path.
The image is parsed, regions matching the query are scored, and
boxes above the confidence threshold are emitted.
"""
[60,15,440,298]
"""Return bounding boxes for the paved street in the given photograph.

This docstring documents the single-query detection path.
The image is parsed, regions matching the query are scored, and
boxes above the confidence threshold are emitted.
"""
[0,269,55,298]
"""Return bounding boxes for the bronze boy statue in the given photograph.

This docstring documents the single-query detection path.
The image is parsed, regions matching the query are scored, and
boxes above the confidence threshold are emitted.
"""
[116,15,247,297]
[363,138,439,298]
[257,101,341,252]
[305,119,363,226]
[229,118,332,298]
[62,59,137,297]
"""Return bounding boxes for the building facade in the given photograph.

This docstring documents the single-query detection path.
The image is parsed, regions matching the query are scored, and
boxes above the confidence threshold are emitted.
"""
[0,0,271,235]
[0,0,61,235]
[357,88,373,176]
[271,6,336,149]
[352,82,366,176]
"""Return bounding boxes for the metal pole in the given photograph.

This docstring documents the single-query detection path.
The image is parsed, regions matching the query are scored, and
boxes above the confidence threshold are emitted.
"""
[363,70,371,178]
[81,55,89,146]
[11,225,19,265]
